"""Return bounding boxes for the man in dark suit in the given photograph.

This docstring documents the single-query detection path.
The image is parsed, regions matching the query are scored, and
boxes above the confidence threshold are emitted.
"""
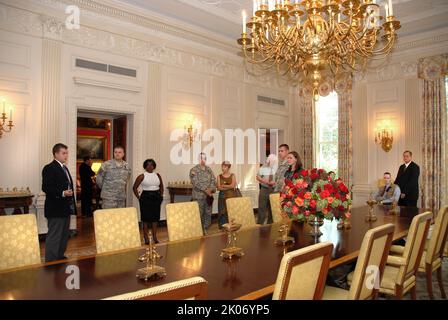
[42,143,76,262]
[79,155,95,217]
[395,150,420,207]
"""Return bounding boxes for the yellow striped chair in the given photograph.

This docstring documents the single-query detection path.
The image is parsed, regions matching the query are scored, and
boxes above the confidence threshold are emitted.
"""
[166,201,203,241]
[226,197,257,228]
[379,211,433,299]
[93,207,141,254]
[273,242,333,300]
[269,193,284,223]
[323,224,395,300]
[0,214,41,271]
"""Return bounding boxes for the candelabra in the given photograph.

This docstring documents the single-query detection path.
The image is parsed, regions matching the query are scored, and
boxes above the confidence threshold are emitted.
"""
[0,99,13,139]
[375,128,393,152]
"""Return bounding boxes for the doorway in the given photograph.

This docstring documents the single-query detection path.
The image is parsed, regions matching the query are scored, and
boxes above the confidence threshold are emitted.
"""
[76,111,131,214]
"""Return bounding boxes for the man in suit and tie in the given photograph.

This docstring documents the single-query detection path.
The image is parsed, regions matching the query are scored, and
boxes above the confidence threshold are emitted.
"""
[395,150,420,207]
[42,143,77,262]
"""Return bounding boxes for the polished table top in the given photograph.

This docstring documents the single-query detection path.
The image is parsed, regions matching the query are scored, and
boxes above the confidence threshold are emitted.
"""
[0,205,427,300]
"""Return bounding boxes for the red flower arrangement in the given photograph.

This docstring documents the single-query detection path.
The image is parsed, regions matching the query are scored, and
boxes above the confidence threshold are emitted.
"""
[280,168,352,223]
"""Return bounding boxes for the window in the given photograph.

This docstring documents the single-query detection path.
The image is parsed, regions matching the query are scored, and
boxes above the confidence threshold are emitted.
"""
[315,92,338,174]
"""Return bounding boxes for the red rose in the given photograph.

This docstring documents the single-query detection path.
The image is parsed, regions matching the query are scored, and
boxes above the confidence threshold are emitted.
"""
[317,187,322,193]
[310,173,319,180]
[293,172,299,179]
[338,205,345,211]
[292,206,299,215]
[310,199,317,208]
[300,169,308,177]
[339,183,349,193]
[304,210,311,216]
[335,193,341,200]
[318,169,324,174]
[319,190,330,199]
[324,184,334,192]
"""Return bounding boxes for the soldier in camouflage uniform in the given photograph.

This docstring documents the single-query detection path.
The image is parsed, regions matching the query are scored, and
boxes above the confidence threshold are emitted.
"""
[190,153,216,235]
[96,146,132,209]
[274,144,290,193]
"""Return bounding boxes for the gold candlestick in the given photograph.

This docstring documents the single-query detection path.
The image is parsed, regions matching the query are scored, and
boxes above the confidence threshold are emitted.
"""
[136,232,166,280]
[366,199,378,222]
[275,220,295,245]
[220,219,244,259]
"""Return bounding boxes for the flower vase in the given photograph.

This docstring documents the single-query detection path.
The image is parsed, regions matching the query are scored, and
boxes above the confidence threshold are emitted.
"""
[307,216,324,237]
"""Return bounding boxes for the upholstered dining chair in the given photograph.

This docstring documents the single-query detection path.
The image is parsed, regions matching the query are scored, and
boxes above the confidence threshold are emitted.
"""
[103,276,208,300]
[166,201,203,241]
[272,242,333,300]
[0,214,41,271]
[93,207,141,254]
[269,193,284,223]
[322,224,395,300]
[226,197,257,229]
[414,206,448,299]
[378,211,433,299]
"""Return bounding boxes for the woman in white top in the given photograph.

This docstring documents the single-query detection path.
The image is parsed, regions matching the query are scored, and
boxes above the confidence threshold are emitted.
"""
[133,159,164,244]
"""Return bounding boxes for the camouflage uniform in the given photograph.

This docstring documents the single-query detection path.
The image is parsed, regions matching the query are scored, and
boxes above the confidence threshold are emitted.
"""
[189,164,216,234]
[96,160,131,209]
[274,159,289,192]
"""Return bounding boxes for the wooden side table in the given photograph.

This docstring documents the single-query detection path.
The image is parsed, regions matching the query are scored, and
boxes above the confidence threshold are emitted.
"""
[167,187,192,203]
[0,194,34,215]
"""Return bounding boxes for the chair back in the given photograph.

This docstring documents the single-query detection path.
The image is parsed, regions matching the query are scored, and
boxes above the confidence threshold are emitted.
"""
[348,224,395,300]
[272,242,333,300]
[93,207,141,254]
[226,197,256,228]
[425,206,448,264]
[269,193,284,223]
[166,201,203,241]
[103,276,208,300]
[397,211,432,284]
[0,214,41,271]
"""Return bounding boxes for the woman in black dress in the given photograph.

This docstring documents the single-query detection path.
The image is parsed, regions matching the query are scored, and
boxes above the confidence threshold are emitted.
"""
[133,159,163,244]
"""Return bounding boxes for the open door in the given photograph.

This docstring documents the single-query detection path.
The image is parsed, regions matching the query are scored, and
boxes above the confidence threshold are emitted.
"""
[113,116,127,158]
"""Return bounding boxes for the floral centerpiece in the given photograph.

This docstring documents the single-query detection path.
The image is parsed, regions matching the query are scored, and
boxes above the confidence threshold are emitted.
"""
[280,168,352,235]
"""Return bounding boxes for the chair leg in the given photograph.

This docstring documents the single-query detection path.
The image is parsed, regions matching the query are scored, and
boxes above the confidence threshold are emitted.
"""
[436,267,446,299]
[410,285,417,300]
[426,265,434,300]
[395,285,403,300]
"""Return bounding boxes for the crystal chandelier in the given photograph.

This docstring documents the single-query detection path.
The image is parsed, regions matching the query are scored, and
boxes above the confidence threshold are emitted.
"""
[237,0,401,100]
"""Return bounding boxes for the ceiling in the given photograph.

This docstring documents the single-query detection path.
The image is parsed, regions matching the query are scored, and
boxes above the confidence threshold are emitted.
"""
[116,0,448,42]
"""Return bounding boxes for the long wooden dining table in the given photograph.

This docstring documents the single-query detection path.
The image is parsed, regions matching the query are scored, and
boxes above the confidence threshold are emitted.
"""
[0,205,427,300]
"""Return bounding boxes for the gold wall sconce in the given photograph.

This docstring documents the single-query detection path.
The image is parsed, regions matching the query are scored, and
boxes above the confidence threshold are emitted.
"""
[182,115,201,149]
[0,97,14,139]
[374,120,394,152]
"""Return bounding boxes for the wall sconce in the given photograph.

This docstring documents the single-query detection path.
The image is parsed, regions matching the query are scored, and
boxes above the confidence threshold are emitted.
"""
[0,98,14,139]
[91,162,102,174]
[182,115,201,149]
[374,120,394,152]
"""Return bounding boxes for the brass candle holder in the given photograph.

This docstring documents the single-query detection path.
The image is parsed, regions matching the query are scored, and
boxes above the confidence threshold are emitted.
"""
[220,219,244,259]
[366,199,378,222]
[275,220,295,245]
[136,233,166,281]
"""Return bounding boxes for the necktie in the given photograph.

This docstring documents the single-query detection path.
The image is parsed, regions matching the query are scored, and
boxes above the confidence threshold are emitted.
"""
[62,165,71,185]
[63,165,75,213]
